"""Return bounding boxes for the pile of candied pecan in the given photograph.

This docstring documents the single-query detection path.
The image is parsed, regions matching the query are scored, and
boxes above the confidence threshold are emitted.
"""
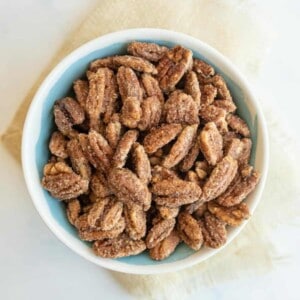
[42,42,260,260]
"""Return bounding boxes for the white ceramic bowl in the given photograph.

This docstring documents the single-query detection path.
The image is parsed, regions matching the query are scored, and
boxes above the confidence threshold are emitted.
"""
[22,28,269,274]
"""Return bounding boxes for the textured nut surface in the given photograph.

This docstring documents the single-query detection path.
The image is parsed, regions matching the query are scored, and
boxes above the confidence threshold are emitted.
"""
[105,117,122,149]
[143,123,182,154]
[200,104,228,133]
[200,84,217,107]
[127,41,168,62]
[146,218,176,249]
[120,96,142,128]
[149,230,181,260]
[193,58,215,78]
[199,122,223,166]
[184,71,201,108]
[89,57,115,72]
[163,124,198,168]
[42,162,88,200]
[53,97,84,137]
[202,156,238,202]
[227,114,250,137]
[198,212,227,248]
[177,212,203,250]
[179,140,200,172]
[208,201,250,226]
[49,131,68,159]
[124,204,147,240]
[164,91,199,125]
[108,168,151,211]
[157,206,179,219]
[93,234,146,258]
[66,199,81,225]
[73,79,89,109]
[141,73,164,105]
[90,172,112,198]
[157,45,193,92]
[112,129,138,168]
[132,142,151,185]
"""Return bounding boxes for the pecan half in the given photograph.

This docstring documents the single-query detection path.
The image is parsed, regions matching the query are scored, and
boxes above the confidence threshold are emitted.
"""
[164,91,199,125]
[53,97,84,137]
[113,55,157,74]
[143,123,182,154]
[149,230,181,260]
[193,58,215,79]
[146,218,176,249]
[93,234,146,258]
[112,129,138,168]
[199,122,223,166]
[124,204,147,240]
[198,212,227,248]
[208,201,250,226]
[132,142,151,185]
[42,162,88,200]
[200,84,217,107]
[108,168,151,211]
[200,105,228,133]
[214,99,236,113]
[90,172,112,198]
[73,79,89,110]
[49,131,68,159]
[184,71,201,108]
[66,199,81,226]
[163,124,198,168]
[87,198,109,228]
[67,138,91,180]
[138,96,162,131]
[177,212,203,250]
[227,114,250,137]
[89,57,115,72]
[179,140,200,172]
[157,45,193,92]
[105,116,122,149]
[120,96,142,128]
[127,41,168,62]
[217,170,260,207]
[141,73,164,105]
[202,156,238,202]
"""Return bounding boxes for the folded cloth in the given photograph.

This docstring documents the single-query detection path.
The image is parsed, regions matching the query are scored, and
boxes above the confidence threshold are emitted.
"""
[2,0,299,299]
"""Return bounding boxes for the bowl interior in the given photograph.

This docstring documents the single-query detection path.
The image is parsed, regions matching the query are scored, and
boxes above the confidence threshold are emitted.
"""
[23,29,267,274]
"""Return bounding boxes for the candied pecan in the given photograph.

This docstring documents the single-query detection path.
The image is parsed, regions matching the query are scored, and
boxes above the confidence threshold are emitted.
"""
[112,129,138,168]
[177,212,203,250]
[49,131,68,159]
[79,217,125,241]
[87,130,113,172]
[67,138,91,180]
[108,168,151,211]
[179,140,200,172]
[89,57,115,72]
[186,170,201,185]
[116,66,142,101]
[157,45,193,92]
[85,68,107,131]
[151,166,179,184]
[53,97,84,137]
[200,104,228,133]
[238,138,252,165]
[120,97,142,128]
[113,55,157,74]
[132,142,151,185]
[202,155,238,202]
[127,41,168,62]
[164,91,199,125]
[202,74,232,101]
[214,99,236,113]
[163,124,198,168]
[138,96,162,131]
[193,58,215,78]
[149,230,181,260]
[42,162,88,200]
[124,204,147,240]
[143,123,182,154]
[217,170,260,207]
[222,131,240,149]
[146,218,176,249]
[200,84,217,107]
[208,201,250,226]
[199,122,223,166]
[141,73,164,105]
[224,138,243,160]
[99,199,124,231]
[105,117,122,149]
[66,199,81,226]
[184,71,201,108]
[157,205,179,219]
[73,79,89,110]
[193,202,208,218]
[93,234,146,258]
[227,114,250,137]
[87,198,109,228]
[195,160,209,180]
[198,212,227,248]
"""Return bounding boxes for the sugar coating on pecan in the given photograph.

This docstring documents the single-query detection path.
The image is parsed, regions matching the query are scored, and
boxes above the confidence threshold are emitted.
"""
[124,204,147,240]
[132,142,151,185]
[227,114,250,137]
[193,58,215,79]
[184,71,201,108]
[120,96,142,128]
[141,73,164,105]
[73,79,89,110]
[49,131,68,159]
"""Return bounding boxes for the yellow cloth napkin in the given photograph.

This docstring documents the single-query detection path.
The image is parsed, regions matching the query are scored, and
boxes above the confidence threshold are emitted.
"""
[2,0,299,298]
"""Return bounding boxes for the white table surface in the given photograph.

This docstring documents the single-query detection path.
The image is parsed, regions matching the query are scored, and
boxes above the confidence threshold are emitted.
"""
[0,1,299,299]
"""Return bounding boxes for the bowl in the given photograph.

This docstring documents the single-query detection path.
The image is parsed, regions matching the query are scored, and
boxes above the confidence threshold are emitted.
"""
[22,28,269,274]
